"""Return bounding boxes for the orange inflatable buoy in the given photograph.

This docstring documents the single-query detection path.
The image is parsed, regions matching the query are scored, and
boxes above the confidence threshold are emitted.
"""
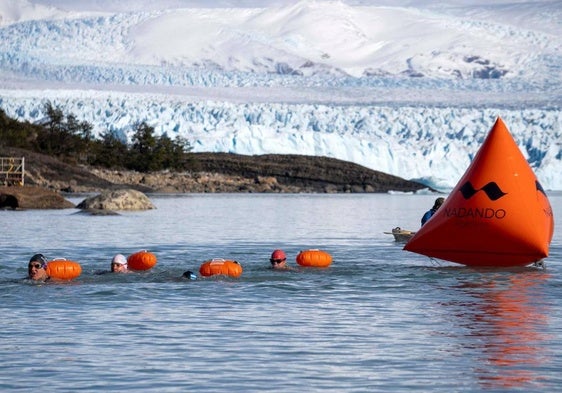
[127,250,157,271]
[296,249,332,267]
[46,259,82,280]
[404,117,554,267]
[199,259,243,278]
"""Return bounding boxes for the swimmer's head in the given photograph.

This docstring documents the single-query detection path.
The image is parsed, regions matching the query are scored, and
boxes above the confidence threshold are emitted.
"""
[111,254,128,272]
[29,254,47,269]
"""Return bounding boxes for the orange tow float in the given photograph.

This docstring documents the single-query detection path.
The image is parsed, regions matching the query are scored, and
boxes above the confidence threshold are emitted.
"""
[404,117,554,267]
[46,258,82,280]
[127,250,158,271]
[296,249,332,267]
[199,259,243,278]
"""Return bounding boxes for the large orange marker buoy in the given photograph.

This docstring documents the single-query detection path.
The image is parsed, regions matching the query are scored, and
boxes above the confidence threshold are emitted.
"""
[404,117,554,267]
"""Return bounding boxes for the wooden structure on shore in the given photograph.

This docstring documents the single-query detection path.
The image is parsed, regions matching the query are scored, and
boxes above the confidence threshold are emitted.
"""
[1,157,25,186]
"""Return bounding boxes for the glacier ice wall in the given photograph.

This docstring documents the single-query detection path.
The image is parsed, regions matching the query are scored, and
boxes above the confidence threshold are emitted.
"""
[0,90,559,190]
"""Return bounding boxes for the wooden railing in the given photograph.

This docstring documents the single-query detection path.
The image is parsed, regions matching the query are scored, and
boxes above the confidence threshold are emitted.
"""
[0,157,25,186]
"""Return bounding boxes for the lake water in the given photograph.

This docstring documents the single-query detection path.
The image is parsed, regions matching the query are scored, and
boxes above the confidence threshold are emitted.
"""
[1,193,561,392]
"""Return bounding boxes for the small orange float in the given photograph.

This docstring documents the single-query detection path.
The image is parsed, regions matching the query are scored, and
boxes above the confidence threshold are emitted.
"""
[127,250,157,271]
[46,259,82,280]
[296,249,332,267]
[199,259,243,278]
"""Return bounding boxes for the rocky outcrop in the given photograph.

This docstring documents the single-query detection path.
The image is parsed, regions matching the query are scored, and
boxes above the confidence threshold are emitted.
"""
[76,189,155,211]
[1,147,431,194]
[90,153,431,194]
[186,153,429,193]
[0,186,75,209]
[91,169,302,193]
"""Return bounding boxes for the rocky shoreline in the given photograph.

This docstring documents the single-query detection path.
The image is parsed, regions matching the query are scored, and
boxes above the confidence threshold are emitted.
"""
[1,147,430,209]
[86,168,304,194]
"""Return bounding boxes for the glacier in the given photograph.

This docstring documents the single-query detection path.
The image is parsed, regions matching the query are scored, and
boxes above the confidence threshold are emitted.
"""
[0,0,561,190]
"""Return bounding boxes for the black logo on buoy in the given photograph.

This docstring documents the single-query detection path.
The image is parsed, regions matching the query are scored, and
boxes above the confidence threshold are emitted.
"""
[536,181,547,196]
[459,181,507,201]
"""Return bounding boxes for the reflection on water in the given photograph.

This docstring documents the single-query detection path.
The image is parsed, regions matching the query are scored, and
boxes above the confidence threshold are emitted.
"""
[448,271,552,389]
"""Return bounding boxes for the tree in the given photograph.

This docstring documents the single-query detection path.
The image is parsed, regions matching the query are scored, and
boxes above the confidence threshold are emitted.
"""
[0,108,39,149]
[127,122,193,171]
[36,102,95,162]
[37,102,65,155]
[90,131,128,168]
[128,122,158,171]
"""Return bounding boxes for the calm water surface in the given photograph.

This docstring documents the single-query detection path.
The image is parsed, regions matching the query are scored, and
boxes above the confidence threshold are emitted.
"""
[1,193,561,392]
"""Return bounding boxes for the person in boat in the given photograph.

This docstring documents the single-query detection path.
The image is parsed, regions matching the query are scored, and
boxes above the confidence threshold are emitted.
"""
[270,249,294,270]
[110,253,129,273]
[28,253,49,281]
[421,197,445,226]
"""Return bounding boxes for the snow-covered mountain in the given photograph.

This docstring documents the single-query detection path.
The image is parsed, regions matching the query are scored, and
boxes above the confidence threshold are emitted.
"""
[0,0,561,190]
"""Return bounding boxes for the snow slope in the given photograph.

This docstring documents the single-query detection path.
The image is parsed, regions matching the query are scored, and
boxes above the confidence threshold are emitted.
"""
[0,0,561,189]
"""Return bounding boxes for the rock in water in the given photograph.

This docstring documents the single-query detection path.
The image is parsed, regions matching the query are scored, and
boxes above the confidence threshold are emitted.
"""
[0,186,74,209]
[77,189,155,211]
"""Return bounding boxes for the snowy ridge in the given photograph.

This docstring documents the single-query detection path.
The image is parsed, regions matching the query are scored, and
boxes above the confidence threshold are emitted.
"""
[2,1,560,81]
[0,0,561,190]
[0,0,64,25]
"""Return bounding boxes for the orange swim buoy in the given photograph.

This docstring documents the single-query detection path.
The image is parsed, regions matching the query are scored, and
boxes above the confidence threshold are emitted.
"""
[46,259,82,280]
[296,249,332,267]
[127,250,157,271]
[199,259,243,278]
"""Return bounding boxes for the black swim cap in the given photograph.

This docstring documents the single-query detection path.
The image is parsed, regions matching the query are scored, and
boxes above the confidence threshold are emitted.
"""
[182,270,197,280]
[29,254,48,268]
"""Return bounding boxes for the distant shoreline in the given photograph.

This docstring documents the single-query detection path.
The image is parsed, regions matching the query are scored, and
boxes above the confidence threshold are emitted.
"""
[1,147,430,195]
